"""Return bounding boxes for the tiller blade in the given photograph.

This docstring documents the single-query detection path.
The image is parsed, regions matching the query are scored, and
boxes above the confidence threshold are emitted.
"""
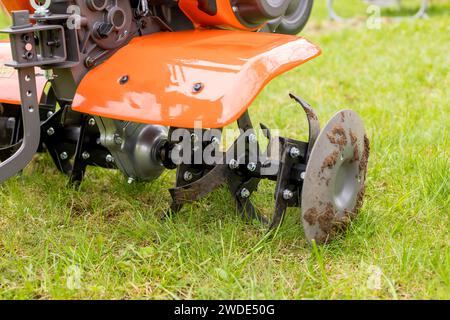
[166,94,369,244]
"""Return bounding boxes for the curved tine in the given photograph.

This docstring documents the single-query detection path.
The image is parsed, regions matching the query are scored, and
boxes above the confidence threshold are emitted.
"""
[289,93,320,161]
[169,164,228,206]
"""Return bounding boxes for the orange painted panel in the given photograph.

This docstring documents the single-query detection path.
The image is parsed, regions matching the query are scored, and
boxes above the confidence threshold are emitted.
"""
[72,30,321,129]
[0,40,46,105]
[178,0,259,31]
[1,0,33,14]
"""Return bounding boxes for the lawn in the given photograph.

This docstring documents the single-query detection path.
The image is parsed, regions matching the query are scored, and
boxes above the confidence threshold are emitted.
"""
[0,1,448,299]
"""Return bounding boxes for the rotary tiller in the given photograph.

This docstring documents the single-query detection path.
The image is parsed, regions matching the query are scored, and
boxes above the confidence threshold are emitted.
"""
[0,0,369,244]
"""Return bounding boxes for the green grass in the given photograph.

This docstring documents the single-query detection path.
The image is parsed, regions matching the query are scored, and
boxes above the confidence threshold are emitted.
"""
[0,2,449,299]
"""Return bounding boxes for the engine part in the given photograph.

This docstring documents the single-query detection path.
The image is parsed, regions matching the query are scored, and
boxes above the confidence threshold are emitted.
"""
[96,117,168,181]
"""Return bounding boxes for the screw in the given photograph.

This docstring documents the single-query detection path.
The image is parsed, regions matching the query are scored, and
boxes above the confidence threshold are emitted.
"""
[282,189,294,200]
[193,83,203,93]
[289,147,301,158]
[240,188,250,198]
[119,75,129,85]
[82,151,90,160]
[300,171,306,180]
[183,171,193,182]
[247,162,257,172]
[105,154,114,163]
[248,133,257,144]
[88,118,96,126]
[229,159,239,170]
[114,134,123,145]
[60,151,68,160]
[190,133,199,143]
[47,127,55,136]
[47,111,54,118]
[211,137,220,145]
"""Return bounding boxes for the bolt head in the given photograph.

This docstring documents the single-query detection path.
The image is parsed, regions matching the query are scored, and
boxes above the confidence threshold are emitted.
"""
[300,171,306,180]
[248,133,257,144]
[229,159,239,170]
[82,151,90,160]
[282,189,294,200]
[88,118,96,126]
[114,134,123,145]
[247,162,257,172]
[47,111,54,118]
[192,83,203,93]
[190,133,199,143]
[105,154,114,163]
[119,75,129,85]
[240,188,251,199]
[289,147,301,158]
[47,127,55,136]
[60,152,68,160]
[211,137,220,145]
[183,171,193,182]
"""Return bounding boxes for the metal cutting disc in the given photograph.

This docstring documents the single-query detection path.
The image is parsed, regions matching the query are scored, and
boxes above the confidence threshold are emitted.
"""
[301,110,369,244]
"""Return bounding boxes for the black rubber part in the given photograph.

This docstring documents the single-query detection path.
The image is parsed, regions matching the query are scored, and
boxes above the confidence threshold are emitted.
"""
[263,0,314,35]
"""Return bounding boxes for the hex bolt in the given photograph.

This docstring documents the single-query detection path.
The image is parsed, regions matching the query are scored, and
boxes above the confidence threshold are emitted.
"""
[289,147,301,159]
[190,133,199,143]
[282,189,294,200]
[247,162,257,172]
[88,118,96,126]
[248,133,257,144]
[60,152,68,160]
[119,75,129,85]
[183,171,193,182]
[82,151,90,160]
[211,137,220,145]
[105,154,114,163]
[192,82,203,93]
[229,159,239,170]
[300,171,306,180]
[46,127,55,136]
[240,188,251,199]
[114,134,123,145]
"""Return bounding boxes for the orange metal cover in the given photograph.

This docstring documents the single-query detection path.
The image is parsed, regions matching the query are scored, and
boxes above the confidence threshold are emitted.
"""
[0,40,46,105]
[1,0,33,14]
[178,0,259,31]
[72,30,321,129]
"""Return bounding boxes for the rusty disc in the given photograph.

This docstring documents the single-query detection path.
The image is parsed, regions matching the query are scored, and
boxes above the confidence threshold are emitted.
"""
[301,110,369,244]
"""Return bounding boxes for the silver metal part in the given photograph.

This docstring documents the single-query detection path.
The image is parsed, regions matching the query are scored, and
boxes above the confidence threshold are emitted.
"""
[183,171,193,182]
[96,117,168,182]
[289,147,301,158]
[240,188,251,198]
[247,162,257,172]
[282,189,294,200]
[229,159,239,170]
[47,127,55,136]
[301,110,367,244]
